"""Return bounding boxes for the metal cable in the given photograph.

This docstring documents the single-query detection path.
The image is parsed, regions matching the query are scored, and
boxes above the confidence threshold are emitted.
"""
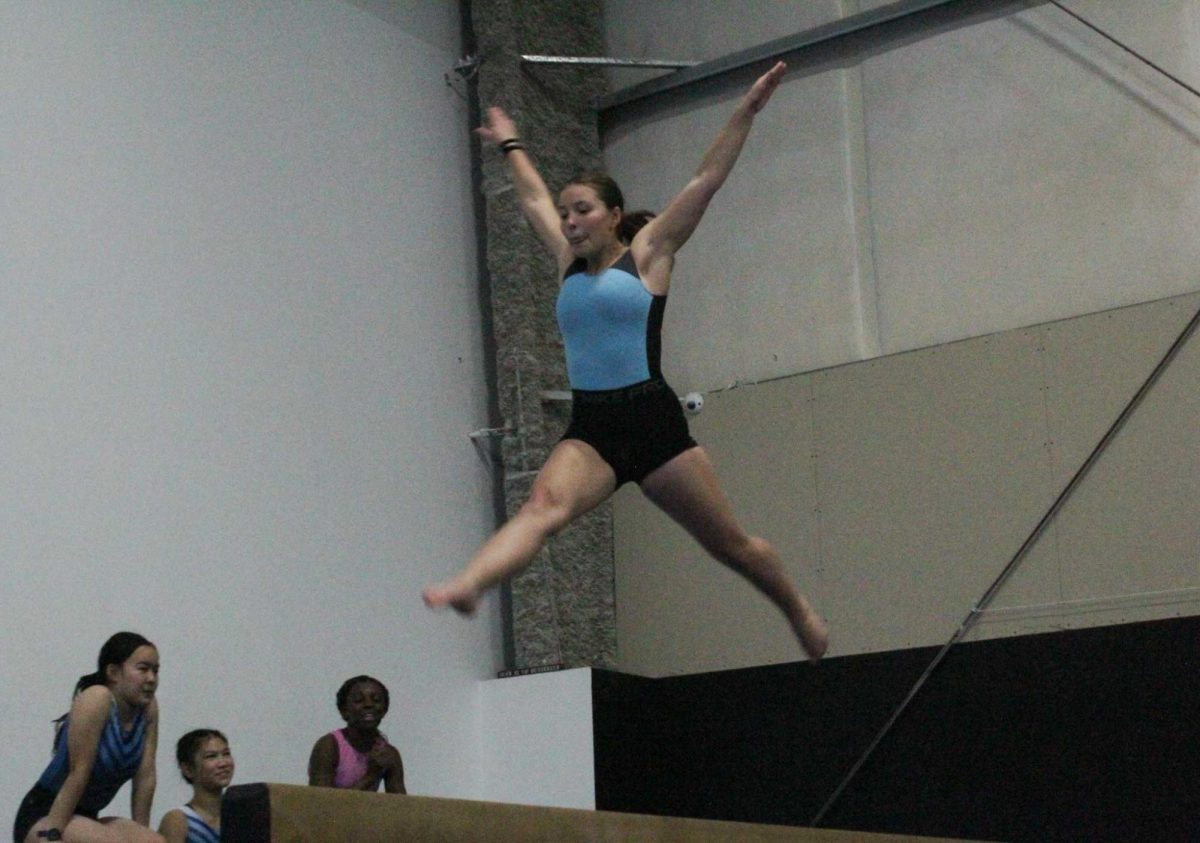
[1048,1,1200,102]
[812,2,1200,824]
[815,283,1200,830]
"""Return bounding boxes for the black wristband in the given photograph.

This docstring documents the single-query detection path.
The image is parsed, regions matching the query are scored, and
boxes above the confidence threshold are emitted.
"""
[37,831,63,842]
[499,138,525,154]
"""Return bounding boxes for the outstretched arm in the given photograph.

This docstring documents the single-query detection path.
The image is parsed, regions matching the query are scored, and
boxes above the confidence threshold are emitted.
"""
[308,734,338,787]
[633,61,787,283]
[129,698,158,826]
[374,743,406,794]
[477,107,571,270]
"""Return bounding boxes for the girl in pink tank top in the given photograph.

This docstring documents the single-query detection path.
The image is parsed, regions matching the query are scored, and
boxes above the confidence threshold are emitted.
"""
[307,675,406,793]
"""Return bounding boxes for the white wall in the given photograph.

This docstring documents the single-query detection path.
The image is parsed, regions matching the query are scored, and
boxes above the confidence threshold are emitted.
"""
[478,669,595,810]
[862,0,1200,353]
[0,0,504,823]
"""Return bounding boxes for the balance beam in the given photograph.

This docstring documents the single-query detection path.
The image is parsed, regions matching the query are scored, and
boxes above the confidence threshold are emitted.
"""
[222,783,975,842]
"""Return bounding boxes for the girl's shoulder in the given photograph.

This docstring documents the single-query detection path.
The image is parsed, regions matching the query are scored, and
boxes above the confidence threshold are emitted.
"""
[73,684,116,715]
[312,730,339,752]
[76,683,113,702]
[158,807,189,839]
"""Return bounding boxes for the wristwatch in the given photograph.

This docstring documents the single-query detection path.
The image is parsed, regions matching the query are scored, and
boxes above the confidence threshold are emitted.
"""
[37,831,63,842]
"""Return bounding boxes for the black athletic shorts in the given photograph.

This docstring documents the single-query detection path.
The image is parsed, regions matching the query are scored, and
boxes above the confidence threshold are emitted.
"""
[561,377,698,487]
[12,784,99,843]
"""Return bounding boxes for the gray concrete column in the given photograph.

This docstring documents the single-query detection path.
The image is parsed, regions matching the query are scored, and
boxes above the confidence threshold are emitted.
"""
[469,0,615,669]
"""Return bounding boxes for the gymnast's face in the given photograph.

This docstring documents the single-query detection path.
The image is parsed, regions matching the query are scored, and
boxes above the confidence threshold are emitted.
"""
[339,680,388,730]
[107,644,160,708]
[187,737,235,792]
[558,184,621,259]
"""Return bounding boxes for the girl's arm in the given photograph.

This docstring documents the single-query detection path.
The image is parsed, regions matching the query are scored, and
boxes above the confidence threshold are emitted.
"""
[633,61,787,290]
[377,744,406,794]
[307,734,338,787]
[129,698,158,826]
[158,808,189,843]
[42,686,112,832]
[477,107,572,272]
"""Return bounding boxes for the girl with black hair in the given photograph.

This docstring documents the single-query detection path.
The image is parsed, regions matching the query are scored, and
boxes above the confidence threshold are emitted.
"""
[157,730,233,843]
[13,632,163,843]
[307,676,405,794]
[423,62,828,662]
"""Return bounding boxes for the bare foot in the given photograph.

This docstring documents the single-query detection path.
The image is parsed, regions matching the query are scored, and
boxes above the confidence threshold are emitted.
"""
[791,597,828,663]
[422,578,480,616]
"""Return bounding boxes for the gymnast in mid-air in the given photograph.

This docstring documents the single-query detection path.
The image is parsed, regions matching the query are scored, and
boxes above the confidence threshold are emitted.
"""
[424,61,827,662]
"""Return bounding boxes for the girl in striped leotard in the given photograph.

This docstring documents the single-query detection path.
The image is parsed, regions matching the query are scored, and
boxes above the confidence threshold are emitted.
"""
[13,632,163,843]
[157,730,233,843]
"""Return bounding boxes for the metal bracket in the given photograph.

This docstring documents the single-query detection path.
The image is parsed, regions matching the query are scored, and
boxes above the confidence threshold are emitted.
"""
[467,424,511,474]
[521,55,699,70]
[445,54,482,99]
[468,426,511,441]
[448,53,482,80]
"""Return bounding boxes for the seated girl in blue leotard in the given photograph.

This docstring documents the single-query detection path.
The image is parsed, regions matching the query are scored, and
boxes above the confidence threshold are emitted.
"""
[13,631,164,843]
[157,730,234,843]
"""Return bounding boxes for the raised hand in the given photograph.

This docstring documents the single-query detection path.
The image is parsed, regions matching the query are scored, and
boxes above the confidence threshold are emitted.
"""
[475,106,521,147]
[744,60,787,114]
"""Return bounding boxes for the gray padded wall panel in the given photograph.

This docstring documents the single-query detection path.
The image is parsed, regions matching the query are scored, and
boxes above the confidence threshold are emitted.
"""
[811,329,1058,651]
[614,292,1200,675]
[1048,295,1200,608]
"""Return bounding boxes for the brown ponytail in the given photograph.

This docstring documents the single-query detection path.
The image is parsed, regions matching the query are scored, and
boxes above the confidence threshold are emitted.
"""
[617,210,655,244]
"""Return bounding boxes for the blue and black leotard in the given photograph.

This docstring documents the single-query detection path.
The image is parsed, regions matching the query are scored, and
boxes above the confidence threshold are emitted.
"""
[556,251,666,391]
[555,251,696,485]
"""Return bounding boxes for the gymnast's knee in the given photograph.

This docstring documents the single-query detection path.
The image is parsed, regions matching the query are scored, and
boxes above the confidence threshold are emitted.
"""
[516,487,572,536]
[710,532,766,568]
